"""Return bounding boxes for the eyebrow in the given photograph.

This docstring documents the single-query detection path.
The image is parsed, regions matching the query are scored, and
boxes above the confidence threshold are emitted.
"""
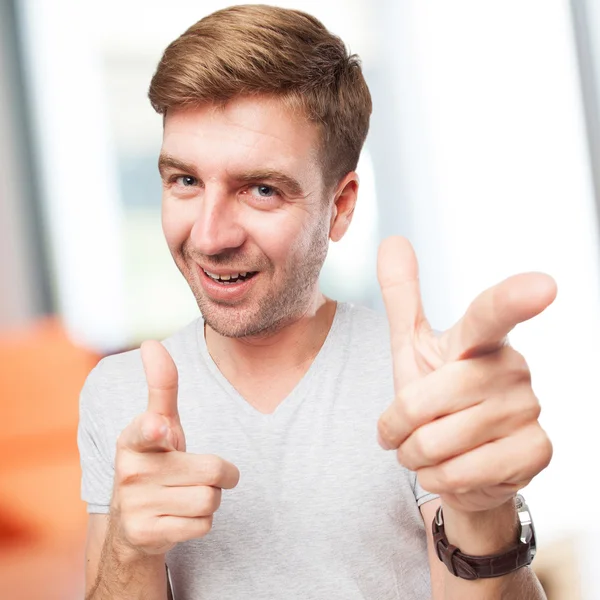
[158,154,306,197]
[236,171,305,197]
[158,154,197,178]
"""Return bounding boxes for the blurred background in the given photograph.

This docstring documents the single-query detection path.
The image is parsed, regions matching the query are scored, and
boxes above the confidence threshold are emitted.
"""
[1,0,599,598]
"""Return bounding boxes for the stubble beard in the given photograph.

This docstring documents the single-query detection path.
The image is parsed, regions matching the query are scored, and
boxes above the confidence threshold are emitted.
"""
[177,220,330,339]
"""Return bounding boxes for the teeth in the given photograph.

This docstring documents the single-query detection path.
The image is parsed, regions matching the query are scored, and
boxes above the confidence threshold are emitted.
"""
[203,269,252,282]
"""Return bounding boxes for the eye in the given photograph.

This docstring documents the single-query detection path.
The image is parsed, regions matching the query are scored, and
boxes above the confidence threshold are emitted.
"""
[249,184,278,198]
[173,175,198,187]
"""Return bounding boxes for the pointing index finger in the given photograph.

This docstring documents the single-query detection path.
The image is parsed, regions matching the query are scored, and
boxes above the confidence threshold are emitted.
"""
[377,237,432,384]
[377,237,426,343]
[166,453,241,490]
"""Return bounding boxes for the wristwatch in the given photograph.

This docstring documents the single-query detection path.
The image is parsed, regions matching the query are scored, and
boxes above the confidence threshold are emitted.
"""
[432,494,536,580]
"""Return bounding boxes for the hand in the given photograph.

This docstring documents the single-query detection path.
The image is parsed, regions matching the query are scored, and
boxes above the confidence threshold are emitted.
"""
[110,340,240,557]
[376,237,556,513]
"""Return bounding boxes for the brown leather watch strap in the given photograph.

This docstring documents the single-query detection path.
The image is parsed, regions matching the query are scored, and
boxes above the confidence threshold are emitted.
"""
[432,508,533,580]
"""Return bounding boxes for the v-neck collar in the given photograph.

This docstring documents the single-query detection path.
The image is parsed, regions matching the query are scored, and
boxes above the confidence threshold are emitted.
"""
[195,303,350,425]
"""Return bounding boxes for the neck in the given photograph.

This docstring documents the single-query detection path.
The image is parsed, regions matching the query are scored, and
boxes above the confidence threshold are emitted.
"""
[204,292,337,377]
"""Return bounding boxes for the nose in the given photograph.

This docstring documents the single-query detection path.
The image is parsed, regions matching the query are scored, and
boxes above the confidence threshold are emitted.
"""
[189,184,246,256]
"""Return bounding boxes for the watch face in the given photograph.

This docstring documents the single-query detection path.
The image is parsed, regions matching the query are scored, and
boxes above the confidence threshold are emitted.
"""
[516,495,537,557]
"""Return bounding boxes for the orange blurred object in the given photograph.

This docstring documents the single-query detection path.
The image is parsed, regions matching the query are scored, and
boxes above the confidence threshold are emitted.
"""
[0,317,101,598]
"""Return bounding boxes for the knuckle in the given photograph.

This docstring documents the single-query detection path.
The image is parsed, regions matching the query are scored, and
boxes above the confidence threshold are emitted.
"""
[463,357,490,390]
[198,486,222,514]
[201,455,225,486]
[395,446,412,469]
[414,431,438,465]
[115,455,146,487]
[116,430,128,451]
[399,385,423,430]
[509,389,541,425]
[116,420,136,451]
[532,428,553,468]
[415,470,434,495]
[438,464,468,493]
[198,514,214,537]
[505,349,532,384]
[524,394,542,421]
[377,412,395,444]
[115,454,139,485]
[208,486,223,512]
[174,516,213,542]
[116,414,146,450]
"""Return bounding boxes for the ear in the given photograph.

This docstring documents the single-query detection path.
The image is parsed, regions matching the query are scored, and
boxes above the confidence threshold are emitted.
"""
[329,172,359,242]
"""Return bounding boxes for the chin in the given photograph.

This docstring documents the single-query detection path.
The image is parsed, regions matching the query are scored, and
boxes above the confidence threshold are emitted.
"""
[198,295,305,339]
[196,299,272,338]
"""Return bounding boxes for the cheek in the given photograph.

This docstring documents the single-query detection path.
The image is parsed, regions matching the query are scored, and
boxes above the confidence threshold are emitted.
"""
[245,209,313,264]
[161,199,195,251]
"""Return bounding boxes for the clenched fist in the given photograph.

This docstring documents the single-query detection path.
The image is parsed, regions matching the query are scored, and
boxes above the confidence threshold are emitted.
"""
[110,340,240,557]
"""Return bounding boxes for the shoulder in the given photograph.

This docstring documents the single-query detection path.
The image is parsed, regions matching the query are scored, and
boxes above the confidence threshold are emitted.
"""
[342,302,392,356]
[334,303,394,398]
[344,303,390,334]
[79,317,202,428]
[94,317,201,382]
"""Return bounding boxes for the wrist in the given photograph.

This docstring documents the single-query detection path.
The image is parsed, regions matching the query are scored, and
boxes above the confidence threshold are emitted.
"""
[440,498,519,556]
[105,517,166,568]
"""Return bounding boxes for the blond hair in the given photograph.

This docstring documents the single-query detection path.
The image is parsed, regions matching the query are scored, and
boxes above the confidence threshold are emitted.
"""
[148,4,372,188]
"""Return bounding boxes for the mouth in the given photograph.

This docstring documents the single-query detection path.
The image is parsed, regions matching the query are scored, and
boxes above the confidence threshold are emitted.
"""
[196,264,260,302]
[201,269,259,285]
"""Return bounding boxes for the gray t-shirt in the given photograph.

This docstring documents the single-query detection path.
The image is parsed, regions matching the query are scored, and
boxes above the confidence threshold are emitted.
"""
[78,302,438,600]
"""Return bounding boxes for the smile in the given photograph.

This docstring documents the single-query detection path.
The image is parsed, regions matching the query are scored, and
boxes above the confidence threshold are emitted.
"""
[202,269,258,284]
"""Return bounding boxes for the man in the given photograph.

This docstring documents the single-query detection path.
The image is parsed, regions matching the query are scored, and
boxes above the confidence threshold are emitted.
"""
[79,5,555,599]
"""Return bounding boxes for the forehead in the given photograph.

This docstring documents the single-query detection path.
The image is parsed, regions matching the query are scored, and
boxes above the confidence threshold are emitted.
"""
[161,96,321,176]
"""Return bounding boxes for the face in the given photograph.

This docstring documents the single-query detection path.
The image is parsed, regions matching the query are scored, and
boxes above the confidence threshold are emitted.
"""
[159,96,357,338]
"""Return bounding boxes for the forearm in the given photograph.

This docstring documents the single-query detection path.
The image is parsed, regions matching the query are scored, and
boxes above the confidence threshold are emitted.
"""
[86,523,168,600]
[441,501,546,600]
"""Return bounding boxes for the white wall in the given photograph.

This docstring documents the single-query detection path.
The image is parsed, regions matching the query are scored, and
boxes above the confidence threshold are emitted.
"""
[373,2,600,597]
[17,0,128,352]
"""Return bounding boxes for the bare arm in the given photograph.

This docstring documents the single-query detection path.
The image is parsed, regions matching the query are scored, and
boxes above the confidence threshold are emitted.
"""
[85,513,168,600]
[421,499,547,600]
[85,514,109,595]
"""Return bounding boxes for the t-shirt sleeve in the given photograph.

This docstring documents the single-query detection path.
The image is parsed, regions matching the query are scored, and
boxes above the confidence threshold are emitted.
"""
[411,470,439,507]
[77,360,114,514]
